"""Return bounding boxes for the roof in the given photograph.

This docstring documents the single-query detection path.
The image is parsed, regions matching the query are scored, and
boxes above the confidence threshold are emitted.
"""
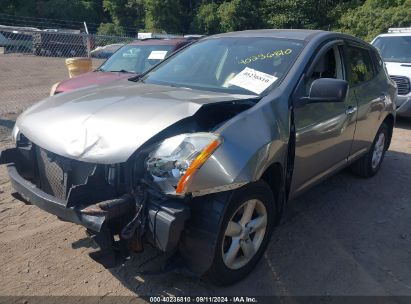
[129,38,190,46]
[209,29,327,41]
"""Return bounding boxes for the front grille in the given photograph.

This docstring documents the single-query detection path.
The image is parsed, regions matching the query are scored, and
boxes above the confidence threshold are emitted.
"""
[35,148,67,199]
[390,75,411,95]
[15,135,102,202]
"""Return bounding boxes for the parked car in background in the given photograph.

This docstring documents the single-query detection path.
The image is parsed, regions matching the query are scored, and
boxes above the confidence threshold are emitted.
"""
[0,30,395,285]
[90,43,124,59]
[50,38,195,95]
[32,29,89,57]
[0,31,33,53]
[372,27,411,118]
[137,32,183,39]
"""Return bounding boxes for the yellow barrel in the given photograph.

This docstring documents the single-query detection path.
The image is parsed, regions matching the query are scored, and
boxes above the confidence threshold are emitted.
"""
[65,57,92,78]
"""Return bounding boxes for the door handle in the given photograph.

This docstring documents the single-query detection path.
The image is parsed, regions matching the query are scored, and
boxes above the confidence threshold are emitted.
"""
[345,106,357,115]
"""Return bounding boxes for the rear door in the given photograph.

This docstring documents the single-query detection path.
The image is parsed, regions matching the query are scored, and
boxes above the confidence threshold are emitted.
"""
[345,43,388,159]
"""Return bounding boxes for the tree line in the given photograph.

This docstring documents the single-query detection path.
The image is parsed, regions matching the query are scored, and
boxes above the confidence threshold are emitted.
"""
[1,0,411,41]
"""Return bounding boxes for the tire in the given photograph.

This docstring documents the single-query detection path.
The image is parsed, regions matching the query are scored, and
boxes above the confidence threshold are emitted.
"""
[206,180,280,285]
[350,122,390,178]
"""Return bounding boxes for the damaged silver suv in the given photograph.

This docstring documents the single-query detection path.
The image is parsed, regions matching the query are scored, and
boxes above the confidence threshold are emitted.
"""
[0,30,396,285]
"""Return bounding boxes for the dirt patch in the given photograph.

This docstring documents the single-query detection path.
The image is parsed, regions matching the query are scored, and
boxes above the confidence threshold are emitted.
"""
[0,54,104,115]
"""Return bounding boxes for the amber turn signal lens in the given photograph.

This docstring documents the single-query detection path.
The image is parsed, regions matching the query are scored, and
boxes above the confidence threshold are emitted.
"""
[176,139,221,194]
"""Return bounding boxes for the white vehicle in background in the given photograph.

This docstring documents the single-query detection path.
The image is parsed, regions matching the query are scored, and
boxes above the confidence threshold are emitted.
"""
[372,27,411,118]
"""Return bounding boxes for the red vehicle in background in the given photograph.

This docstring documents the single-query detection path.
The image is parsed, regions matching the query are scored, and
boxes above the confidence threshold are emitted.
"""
[51,38,195,95]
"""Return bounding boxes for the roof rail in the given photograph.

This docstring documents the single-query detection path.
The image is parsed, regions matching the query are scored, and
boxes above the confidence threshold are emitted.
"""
[388,27,411,33]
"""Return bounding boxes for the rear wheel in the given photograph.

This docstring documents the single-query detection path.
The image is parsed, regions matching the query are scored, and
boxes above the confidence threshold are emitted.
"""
[206,181,279,285]
[351,122,390,178]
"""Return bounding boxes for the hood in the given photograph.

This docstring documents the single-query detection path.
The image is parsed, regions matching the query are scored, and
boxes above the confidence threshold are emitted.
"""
[17,80,255,164]
[56,71,135,93]
[384,62,411,79]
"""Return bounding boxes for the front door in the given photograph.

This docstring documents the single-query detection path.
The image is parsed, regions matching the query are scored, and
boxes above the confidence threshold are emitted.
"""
[289,43,357,198]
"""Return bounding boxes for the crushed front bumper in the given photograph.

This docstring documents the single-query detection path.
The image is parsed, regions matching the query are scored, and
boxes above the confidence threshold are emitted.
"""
[0,148,189,253]
[7,163,107,231]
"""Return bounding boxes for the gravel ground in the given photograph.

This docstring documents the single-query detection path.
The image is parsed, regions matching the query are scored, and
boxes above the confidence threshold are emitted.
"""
[0,54,103,115]
[0,54,410,299]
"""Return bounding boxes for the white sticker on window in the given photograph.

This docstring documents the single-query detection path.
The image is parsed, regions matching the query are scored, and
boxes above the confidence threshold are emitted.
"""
[148,50,168,60]
[228,67,278,94]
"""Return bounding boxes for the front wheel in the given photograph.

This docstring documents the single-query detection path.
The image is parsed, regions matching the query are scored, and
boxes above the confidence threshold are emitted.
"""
[206,181,279,285]
[350,122,390,178]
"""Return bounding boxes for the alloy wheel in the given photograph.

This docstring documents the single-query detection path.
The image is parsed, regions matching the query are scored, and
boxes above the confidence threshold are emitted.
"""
[222,199,267,270]
[372,132,386,169]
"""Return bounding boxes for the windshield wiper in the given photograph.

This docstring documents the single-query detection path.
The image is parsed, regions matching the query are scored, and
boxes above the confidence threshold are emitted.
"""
[109,69,135,73]
[128,74,142,82]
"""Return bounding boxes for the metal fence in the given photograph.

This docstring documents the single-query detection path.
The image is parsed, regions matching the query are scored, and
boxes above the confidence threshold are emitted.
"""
[0,25,134,117]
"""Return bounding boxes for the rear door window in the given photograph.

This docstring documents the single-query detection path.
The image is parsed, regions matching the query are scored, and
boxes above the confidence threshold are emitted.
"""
[371,50,384,74]
[347,46,375,85]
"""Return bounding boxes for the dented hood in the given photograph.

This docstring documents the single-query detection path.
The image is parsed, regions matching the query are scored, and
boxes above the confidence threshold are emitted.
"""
[16,80,253,164]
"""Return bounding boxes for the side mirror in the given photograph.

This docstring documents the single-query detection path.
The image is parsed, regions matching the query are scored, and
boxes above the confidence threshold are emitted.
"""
[301,78,348,105]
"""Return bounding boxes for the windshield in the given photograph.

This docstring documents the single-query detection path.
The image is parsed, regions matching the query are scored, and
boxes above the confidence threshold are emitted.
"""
[99,44,175,74]
[373,36,411,63]
[141,37,304,95]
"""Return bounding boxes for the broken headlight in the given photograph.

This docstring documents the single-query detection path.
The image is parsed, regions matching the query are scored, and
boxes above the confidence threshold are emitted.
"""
[146,133,222,195]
